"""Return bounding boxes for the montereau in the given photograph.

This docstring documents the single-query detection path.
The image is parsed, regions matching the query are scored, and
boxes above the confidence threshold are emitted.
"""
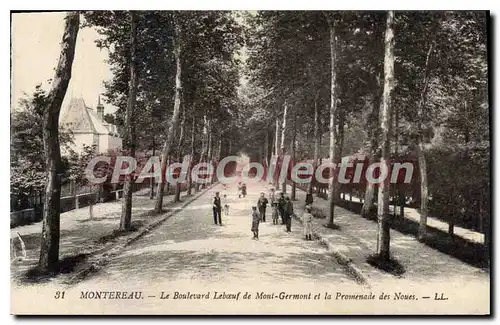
[80,291,143,299]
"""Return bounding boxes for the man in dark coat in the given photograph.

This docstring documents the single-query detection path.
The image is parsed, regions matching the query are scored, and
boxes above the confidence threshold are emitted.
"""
[277,192,286,225]
[257,192,269,222]
[283,196,294,232]
[305,189,314,207]
[213,192,222,225]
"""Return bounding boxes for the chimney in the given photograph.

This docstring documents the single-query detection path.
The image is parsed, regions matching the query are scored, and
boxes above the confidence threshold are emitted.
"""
[96,95,104,121]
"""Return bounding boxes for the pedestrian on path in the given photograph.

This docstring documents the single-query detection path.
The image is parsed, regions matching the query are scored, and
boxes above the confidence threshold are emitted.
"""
[241,183,247,198]
[269,188,276,206]
[257,192,269,222]
[251,206,260,239]
[302,205,313,240]
[277,192,286,225]
[237,182,243,198]
[272,205,279,225]
[213,192,222,226]
[305,189,314,207]
[284,196,293,232]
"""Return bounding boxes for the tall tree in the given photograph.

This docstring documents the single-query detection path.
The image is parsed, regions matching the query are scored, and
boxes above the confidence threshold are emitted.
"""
[280,101,288,193]
[376,10,395,261]
[120,11,138,230]
[174,103,186,202]
[155,14,183,213]
[39,12,79,271]
[325,12,340,229]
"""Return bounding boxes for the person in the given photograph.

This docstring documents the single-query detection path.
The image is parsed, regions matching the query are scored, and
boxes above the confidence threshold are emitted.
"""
[283,196,294,232]
[305,189,314,207]
[251,206,260,240]
[277,192,286,225]
[272,204,279,225]
[241,183,247,198]
[257,192,269,222]
[237,182,243,198]
[213,192,222,225]
[269,188,276,206]
[302,205,313,240]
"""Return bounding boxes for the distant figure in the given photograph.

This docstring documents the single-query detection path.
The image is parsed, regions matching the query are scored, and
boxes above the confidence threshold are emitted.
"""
[257,192,269,222]
[269,188,276,206]
[251,206,260,240]
[302,205,313,240]
[305,189,314,207]
[224,204,230,216]
[213,192,222,226]
[283,196,294,232]
[241,183,247,197]
[277,192,286,225]
[237,182,243,198]
[272,205,279,225]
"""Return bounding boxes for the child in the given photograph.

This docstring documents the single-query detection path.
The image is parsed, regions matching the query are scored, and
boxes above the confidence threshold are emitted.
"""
[272,205,279,225]
[302,205,313,240]
[251,206,260,240]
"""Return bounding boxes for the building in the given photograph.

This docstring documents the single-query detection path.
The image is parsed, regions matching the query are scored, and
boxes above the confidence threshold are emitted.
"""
[59,96,122,154]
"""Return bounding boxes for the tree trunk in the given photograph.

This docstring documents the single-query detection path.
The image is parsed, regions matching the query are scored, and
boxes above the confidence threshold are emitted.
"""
[393,97,400,218]
[154,19,183,213]
[376,10,395,260]
[291,109,297,201]
[207,123,213,163]
[308,90,320,194]
[417,143,429,240]
[89,190,94,220]
[174,104,186,203]
[215,136,222,183]
[149,141,155,199]
[325,14,339,228]
[264,130,269,168]
[39,12,79,271]
[120,12,138,231]
[336,109,345,201]
[361,79,381,218]
[186,112,195,196]
[416,41,435,240]
[196,114,209,192]
[274,116,280,156]
[280,102,288,194]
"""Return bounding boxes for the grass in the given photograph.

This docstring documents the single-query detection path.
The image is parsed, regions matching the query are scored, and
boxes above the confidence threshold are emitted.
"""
[336,198,489,269]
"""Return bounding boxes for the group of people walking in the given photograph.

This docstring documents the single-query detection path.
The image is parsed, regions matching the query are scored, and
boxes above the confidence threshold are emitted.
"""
[251,188,314,241]
[252,190,294,240]
[212,185,314,241]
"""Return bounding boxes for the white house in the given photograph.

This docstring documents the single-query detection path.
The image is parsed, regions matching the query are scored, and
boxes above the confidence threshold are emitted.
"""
[59,96,122,154]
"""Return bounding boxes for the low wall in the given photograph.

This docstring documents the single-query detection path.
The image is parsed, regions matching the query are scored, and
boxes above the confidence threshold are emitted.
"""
[10,190,123,229]
[10,208,37,228]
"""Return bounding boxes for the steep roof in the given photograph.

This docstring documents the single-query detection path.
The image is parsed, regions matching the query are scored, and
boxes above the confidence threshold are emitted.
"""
[60,97,118,136]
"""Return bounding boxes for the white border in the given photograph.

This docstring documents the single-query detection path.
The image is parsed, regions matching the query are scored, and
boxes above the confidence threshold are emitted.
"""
[2,1,498,324]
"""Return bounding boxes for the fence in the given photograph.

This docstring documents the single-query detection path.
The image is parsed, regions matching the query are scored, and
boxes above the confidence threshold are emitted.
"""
[10,180,194,228]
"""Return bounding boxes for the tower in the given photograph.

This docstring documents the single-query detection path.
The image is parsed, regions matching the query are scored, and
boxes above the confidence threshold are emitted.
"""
[96,95,104,120]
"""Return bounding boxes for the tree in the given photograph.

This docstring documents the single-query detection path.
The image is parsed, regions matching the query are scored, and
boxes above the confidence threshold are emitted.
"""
[173,103,186,202]
[38,12,79,271]
[11,85,74,205]
[154,13,183,213]
[375,10,395,261]
[324,12,341,229]
[120,11,138,230]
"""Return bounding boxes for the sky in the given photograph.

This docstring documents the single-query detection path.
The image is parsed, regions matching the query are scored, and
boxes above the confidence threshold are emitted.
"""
[11,12,116,115]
